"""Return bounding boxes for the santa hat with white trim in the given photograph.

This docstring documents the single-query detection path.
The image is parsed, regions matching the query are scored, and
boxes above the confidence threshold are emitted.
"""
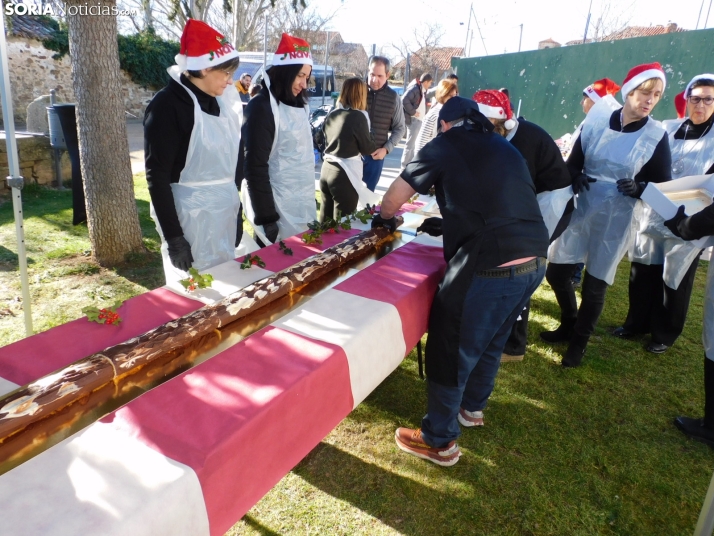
[684,73,714,97]
[175,19,240,72]
[583,78,621,102]
[271,33,313,67]
[620,62,667,100]
[472,89,516,130]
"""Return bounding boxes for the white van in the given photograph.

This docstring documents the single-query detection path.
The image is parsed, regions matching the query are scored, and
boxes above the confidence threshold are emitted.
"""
[234,52,336,111]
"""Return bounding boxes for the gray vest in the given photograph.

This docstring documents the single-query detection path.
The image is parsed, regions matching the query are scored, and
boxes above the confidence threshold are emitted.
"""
[367,85,398,148]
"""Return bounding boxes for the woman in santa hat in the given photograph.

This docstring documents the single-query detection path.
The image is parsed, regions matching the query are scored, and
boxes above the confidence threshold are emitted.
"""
[472,89,573,363]
[543,62,672,367]
[614,74,714,355]
[241,34,316,245]
[144,19,244,284]
[662,76,714,445]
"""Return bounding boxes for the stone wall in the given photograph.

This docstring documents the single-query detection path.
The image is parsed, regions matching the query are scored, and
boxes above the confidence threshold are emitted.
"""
[0,133,72,188]
[3,36,156,126]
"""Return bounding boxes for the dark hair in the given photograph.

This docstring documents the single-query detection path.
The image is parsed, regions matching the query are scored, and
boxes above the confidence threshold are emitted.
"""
[446,73,458,80]
[420,73,433,83]
[187,56,240,79]
[369,55,391,74]
[266,63,311,106]
[689,78,714,95]
[499,87,509,98]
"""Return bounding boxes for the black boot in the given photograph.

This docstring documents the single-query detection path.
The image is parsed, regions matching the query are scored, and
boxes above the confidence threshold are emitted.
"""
[540,318,576,344]
[674,355,714,447]
[561,341,586,368]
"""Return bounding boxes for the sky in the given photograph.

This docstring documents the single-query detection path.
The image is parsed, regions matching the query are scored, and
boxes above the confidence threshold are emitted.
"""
[307,0,713,58]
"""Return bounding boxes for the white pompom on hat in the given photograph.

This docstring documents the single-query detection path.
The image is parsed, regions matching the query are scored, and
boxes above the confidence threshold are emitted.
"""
[175,19,240,72]
[684,73,714,97]
[472,89,516,130]
[620,62,667,100]
[271,33,313,67]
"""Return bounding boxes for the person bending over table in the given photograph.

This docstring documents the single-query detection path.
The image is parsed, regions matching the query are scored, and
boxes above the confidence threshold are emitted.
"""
[372,97,548,466]
[144,19,243,284]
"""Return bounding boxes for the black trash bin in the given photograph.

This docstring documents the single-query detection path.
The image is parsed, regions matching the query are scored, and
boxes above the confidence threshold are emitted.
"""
[53,103,86,225]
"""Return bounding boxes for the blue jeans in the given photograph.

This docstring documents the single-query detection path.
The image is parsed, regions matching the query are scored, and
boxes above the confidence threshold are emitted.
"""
[421,261,546,447]
[362,154,385,192]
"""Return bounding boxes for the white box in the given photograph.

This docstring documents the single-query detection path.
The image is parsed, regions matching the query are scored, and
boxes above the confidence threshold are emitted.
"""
[641,174,714,249]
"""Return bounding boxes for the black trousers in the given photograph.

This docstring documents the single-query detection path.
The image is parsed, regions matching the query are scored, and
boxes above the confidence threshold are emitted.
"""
[622,254,701,346]
[319,161,358,222]
[545,262,609,347]
[503,299,530,356]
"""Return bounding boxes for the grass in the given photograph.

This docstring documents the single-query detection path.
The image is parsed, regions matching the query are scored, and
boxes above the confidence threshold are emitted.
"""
[1,180,712,534]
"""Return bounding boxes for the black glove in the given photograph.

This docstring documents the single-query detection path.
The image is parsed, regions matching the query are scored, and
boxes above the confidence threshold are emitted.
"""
[616,178,645,198]
[416,217,443,236]
[166,236,193,271]
[664,205,688,238]
[371,214,397,233]
[572,173,596,194]
[263,222,279,244]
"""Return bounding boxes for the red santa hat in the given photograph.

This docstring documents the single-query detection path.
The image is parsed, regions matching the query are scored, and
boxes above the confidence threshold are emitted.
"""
[472,89,516,130]
[176,19,240,71]
[583,78,621,102]
[271,33,313,67]
[620,62,667,100]
[684,73,714,97]
[674,91,687,119]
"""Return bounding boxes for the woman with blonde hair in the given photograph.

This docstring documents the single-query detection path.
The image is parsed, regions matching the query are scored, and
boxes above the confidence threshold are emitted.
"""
[543,62,672,367]
[414,78,459,155]
[318,77,377,221]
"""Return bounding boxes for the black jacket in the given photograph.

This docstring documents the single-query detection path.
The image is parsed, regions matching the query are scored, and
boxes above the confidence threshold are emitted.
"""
[402,79,423,126]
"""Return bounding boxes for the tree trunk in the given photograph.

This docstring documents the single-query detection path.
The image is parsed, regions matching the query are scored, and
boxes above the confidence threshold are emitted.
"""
[66,0,145,266]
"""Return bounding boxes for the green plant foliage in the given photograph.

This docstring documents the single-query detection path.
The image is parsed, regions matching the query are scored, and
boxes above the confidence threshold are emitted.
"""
[117,30,180,89]
[42,25,178,90]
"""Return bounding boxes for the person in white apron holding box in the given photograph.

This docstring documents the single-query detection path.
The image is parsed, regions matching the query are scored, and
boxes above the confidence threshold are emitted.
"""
[144,19,243,284]
[617,74,714,354]
[319,77,379,221]
[664,164,714,445]
[544,63,671,368]
[241,34,316,246]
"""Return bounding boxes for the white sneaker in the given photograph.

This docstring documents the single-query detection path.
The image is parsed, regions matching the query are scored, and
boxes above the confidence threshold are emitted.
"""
[458,408,484,427]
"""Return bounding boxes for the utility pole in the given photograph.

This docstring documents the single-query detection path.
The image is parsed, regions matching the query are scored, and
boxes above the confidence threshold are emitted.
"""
[262,13,267,68]
[321,31,330,106]
[518,23,523,52]
[463,2,472,56]
[583,0,593,43]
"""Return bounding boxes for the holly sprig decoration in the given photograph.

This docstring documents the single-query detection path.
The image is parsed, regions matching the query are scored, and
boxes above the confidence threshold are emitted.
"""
[408,193,420,204]
[353,207,375,224]
[428,186,436,197]
[278,241,293,255]
[82,300,124,326]
[240,254,266,269]
[179,267,214,292]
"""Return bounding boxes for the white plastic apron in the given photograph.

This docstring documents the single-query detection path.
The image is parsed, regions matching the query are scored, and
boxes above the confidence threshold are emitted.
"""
[631,119,714,288]
[705,261,714,360]
[241,71,315,244]
[548,107,663,284]
[151,66,242,284]
[322,108,381,209]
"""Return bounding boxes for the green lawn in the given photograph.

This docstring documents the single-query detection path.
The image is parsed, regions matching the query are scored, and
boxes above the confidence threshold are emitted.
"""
[1,179,712,535]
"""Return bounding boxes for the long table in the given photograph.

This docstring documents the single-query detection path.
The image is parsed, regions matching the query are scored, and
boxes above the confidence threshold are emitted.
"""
[0,210,446,536]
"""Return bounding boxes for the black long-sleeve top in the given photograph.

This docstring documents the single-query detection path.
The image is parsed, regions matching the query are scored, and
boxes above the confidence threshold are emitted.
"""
[144,74,240,240]
[241,83,306,226]
[672,114,714,175]
[566,109,671,184]
[509,119,572,193]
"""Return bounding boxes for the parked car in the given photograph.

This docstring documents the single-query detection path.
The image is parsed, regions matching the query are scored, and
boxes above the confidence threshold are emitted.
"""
[389,85,405,96]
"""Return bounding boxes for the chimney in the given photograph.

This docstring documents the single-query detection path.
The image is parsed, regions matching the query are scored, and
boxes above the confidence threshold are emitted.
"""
[666,23,678,33]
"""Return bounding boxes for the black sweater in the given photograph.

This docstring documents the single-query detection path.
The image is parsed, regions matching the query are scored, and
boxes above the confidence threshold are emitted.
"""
[567,110,671,184]
[143,75,240,240]
[510,119,572,193]
[323,109,376,158]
